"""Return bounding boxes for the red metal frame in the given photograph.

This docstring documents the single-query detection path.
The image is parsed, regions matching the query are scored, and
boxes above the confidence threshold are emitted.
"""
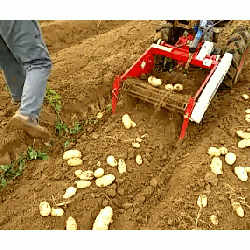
[112,35,219,139]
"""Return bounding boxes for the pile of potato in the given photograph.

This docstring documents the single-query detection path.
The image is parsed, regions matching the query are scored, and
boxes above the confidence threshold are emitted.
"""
[237,130,250,149]
[39,201,77,229]
[63,149,83,166]
[205,145,248,219]
[147,75,183,92]
[39,148,125,230]
[207,146,248,181]
[122,114,136,129]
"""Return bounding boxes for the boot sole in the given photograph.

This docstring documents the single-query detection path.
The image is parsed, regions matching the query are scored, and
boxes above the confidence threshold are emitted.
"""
[8,116,51,139]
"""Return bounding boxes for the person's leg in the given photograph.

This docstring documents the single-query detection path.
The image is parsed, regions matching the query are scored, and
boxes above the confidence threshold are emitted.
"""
[0,20,52,120]
[0,35,26,102]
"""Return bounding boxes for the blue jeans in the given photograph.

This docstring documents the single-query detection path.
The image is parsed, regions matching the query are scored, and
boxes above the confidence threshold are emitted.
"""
[0,20,52,119]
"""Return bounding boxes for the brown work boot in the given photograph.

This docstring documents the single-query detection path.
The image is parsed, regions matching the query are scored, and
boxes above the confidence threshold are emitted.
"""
[8,111,51,139]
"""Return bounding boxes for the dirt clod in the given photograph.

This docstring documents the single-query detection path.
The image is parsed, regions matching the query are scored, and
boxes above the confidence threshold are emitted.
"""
[92,133,99,139]
[204,171,219,186]
[123,203,133,209]
[106,188,117,197]
[135,195,146,204]
[150,178,158,188]
[117,188,125,196]
[102,200,109,207]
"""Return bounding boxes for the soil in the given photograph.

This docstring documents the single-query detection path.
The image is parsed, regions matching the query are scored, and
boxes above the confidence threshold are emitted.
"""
[1,20,250,230]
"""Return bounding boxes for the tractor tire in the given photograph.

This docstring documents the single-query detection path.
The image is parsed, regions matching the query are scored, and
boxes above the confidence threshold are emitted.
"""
[222,25,250,87]
[154,21,174,44]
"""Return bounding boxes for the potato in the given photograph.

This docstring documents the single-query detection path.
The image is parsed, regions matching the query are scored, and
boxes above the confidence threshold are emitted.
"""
[131,122,137,128]
[173,84,183,92]
[245,109,250,114]
[96,112,104,119]
[197,194,207,208]
[75,169,83,178]
[225,152,236,165]
[63,150,82,160]
[208,147,221,157]
[118,159,126,174]
[94,168,105,178]
[39,202,51,216]
[219,146,228,155]
[95,174,115,187]
[136,138,142,143]
[234,166,248,181]
[231,201,244,217]
[210,157,223,174]
[79,170,94,180]
[148,75,156,84]
[151,78,162,87]
[165,84,174,91]
[76,180,91,189]
[132,142,140,148]
[245,117,250,123]
[148,76,161,87]
[245,167,250,173]
[242,94,249,100]
[107,156,117,167]
[67,158,83,166]
[51,208,64,216]
[66,216,77,230]
[63,187,77,199]
[92,206,113,230]
[238,139,250,148]
[136,155,142,165]
[210,215,218,225]
[246,114,250,119]
[122,114,133,129]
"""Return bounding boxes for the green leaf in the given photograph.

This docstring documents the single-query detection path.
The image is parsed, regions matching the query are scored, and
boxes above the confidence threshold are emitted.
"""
[64,140,71,150]
[49,89,57,95]
[37,152,49,160]
[55,94,61,100]
[0,165,9,171]
[106,104,112,112]
[9,169,16,175]
[29,150,37,160]
[1,179,7,187]
[55,104,61,112]
[15,170,22,177]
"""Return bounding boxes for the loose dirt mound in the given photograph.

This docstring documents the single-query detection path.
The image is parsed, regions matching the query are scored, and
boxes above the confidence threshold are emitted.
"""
[40,20,129,54]
[1,20,250,230]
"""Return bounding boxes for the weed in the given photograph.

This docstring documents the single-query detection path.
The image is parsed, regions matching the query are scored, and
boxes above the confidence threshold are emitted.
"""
[46,87,62,114]
[70,120,84,135]
[63,139,75,150]
[64,140,71,150]
[106,103,112,112]
[45,87,100,150]
[0,147,49,188]
[46,87,70,138]
[56,117,98,138]
[26,146,49,160]
[55,119,69,137]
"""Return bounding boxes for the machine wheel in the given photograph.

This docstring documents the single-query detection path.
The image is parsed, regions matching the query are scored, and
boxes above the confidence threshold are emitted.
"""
[222,25,250,87]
